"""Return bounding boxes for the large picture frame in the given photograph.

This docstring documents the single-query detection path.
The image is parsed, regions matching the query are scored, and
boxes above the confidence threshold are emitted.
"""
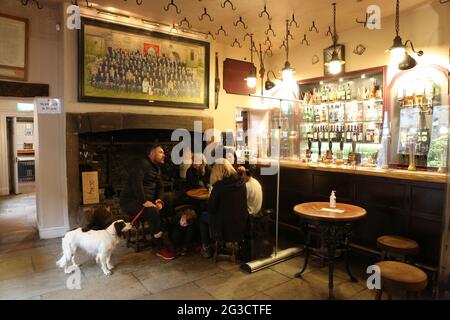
[0,13,28,81]
[79,18,210,109]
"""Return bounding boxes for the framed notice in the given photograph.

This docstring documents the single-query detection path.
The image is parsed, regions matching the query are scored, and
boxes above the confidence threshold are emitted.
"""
[0,13,28,81]
[82,171,99,205]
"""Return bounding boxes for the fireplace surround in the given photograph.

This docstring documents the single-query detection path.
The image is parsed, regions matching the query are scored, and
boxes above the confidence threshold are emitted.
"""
[66,112,213,228]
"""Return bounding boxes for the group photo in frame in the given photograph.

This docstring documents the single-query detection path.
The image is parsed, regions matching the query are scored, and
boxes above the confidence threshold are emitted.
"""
[0,13,28,81]
[79,18,210,109]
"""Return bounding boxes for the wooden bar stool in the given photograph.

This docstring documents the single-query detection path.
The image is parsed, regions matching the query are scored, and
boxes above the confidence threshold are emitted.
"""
[377,235,420,262]
[375,261,428,300]
[126,217,153,252]
[213,241,238,264]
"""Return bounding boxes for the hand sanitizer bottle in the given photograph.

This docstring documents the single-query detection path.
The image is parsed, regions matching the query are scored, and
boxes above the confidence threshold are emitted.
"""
[330,190,337,209]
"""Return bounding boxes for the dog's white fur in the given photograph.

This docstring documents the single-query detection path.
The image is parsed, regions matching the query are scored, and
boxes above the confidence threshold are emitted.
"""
[56,220,132,276]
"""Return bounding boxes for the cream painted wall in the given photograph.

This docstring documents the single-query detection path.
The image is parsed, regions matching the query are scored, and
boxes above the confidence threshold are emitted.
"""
[0,0,62,196]
[266,2,449,84]
[0,0,69,238]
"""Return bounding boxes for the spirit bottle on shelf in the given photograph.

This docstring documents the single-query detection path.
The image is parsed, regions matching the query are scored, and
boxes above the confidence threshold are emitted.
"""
[374,126,380,144]
[313,126,318,141]
[358,124,364,142]
[324,125,329,141]
[346,124,352,142]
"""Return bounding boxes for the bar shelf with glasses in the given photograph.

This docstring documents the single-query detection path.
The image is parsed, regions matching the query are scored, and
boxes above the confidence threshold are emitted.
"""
[298,67,385,164]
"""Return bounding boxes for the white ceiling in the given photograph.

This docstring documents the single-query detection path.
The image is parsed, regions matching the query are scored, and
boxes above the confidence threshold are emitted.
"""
[39,0,431,52]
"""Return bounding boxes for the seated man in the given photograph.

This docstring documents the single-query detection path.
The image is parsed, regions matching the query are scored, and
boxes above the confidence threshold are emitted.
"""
[120,144,175,260]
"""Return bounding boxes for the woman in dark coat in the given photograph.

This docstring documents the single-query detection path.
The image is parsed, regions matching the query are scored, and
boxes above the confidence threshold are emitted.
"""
[207,159,248,242]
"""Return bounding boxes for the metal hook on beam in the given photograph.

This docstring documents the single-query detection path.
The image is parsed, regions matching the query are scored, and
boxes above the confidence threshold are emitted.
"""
[199,7,214,21]
[164,0,181,14]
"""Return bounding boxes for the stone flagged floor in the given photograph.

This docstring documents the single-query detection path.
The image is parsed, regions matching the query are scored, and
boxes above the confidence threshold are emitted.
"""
[0,193,432,300]
[0,233,382,300]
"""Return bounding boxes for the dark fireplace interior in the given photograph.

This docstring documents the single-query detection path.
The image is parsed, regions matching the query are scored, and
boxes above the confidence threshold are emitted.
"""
[78,128,195,219]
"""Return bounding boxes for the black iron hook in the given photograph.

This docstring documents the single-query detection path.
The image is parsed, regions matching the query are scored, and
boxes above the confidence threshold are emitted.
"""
[356,12,376,27]
[309,20,318,33]
[164,0,181,14]
[205,31,216,40]
[215,25,228,36]
[265,47,273,57]
[231,38,242,48]
[136,0,143,5]
[221,0,236,10]
[179,17,192,29]
[265,24,276,37]
[280,41,287,50]
[199,8,214,21]
[326,26,333,37]
[22,0,45,9]
[243,32,253,41]
[289,14,299,28]
[264,36,272,47]
[233,16,248,29]
[258,4,272,21]
[301,34,310,46]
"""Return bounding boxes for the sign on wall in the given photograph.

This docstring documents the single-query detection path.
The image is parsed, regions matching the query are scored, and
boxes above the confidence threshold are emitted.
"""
[81,171,99,205]
[34,98,61,114]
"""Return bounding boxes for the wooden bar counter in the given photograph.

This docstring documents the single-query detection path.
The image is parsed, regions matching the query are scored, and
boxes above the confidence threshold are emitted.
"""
[257,159,447,268]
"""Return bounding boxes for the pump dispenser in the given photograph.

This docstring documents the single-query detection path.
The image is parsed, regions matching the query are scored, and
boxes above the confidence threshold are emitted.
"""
[330,190,337,209]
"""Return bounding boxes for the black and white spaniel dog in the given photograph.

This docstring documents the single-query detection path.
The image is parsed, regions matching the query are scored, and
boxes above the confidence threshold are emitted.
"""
[56,220,132,276]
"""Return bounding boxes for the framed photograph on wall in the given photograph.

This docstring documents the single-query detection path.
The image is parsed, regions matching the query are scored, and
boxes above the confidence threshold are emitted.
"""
[0,13,28,81]
[79,18,210,109]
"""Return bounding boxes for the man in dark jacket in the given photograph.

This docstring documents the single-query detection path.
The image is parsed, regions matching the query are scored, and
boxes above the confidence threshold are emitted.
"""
[120,144,175,260]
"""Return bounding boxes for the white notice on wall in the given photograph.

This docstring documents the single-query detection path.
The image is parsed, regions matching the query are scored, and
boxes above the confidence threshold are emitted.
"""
[35,98,61,114]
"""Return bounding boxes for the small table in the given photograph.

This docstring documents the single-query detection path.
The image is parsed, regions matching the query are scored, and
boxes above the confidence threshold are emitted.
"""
[186,187,209,200]
[293,202,367,300]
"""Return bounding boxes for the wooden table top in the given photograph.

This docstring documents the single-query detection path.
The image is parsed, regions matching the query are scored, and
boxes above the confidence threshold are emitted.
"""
[186,188,209,200]
[293,202,367,222]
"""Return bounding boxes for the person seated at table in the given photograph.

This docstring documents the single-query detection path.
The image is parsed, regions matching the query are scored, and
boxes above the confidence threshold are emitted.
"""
[120,144,175,261]
[166,205,198,256]
[207,158,248,253]
[186,153,211,190]
[237,163,263,216]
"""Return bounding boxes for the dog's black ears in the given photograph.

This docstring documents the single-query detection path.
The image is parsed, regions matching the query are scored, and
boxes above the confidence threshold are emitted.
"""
[114,221,126,237]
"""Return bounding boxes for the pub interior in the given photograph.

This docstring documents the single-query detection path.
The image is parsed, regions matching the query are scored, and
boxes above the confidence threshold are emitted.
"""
[0,0,449,302]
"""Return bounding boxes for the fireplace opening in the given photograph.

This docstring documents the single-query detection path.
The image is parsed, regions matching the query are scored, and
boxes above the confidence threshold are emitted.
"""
[78,128,196,219]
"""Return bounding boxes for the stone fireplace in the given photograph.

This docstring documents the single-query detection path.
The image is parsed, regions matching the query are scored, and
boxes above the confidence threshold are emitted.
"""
[66,112,213,228]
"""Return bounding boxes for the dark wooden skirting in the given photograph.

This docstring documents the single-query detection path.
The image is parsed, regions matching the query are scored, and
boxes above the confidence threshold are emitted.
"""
[258,166,446,268]
[0,80,49,97]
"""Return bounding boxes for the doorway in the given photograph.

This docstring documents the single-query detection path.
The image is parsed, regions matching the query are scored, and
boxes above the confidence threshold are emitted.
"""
[1,116,38,245]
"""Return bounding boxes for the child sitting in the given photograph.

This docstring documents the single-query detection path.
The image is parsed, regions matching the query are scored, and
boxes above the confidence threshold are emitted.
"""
[166,205,198,256]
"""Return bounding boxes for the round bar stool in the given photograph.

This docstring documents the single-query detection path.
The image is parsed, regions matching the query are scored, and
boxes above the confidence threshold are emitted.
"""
[377,235,420,262]
[375,261,428,300]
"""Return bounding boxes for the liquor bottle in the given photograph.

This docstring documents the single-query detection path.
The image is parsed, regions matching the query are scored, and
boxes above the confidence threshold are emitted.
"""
[358,124,364,142]
[346,83,351,101]
[374,127,380,144]
[324,125,329,141]
[346,125,352,142]
[313,126,318,141]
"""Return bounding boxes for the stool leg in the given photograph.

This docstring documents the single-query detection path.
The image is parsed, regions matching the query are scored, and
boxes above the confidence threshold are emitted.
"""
[213,241,219,263]
[375,289,382,300]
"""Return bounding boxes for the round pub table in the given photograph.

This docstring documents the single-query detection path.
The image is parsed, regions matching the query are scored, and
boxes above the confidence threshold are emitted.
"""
[293,202,367,300]
[186,187,209,200]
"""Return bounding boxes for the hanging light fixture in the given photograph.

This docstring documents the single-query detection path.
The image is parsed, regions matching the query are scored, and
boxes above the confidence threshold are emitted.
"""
[246,34,257,88]
[281,20,294,82]
[388,0,423,69]
[324,3,345,75]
